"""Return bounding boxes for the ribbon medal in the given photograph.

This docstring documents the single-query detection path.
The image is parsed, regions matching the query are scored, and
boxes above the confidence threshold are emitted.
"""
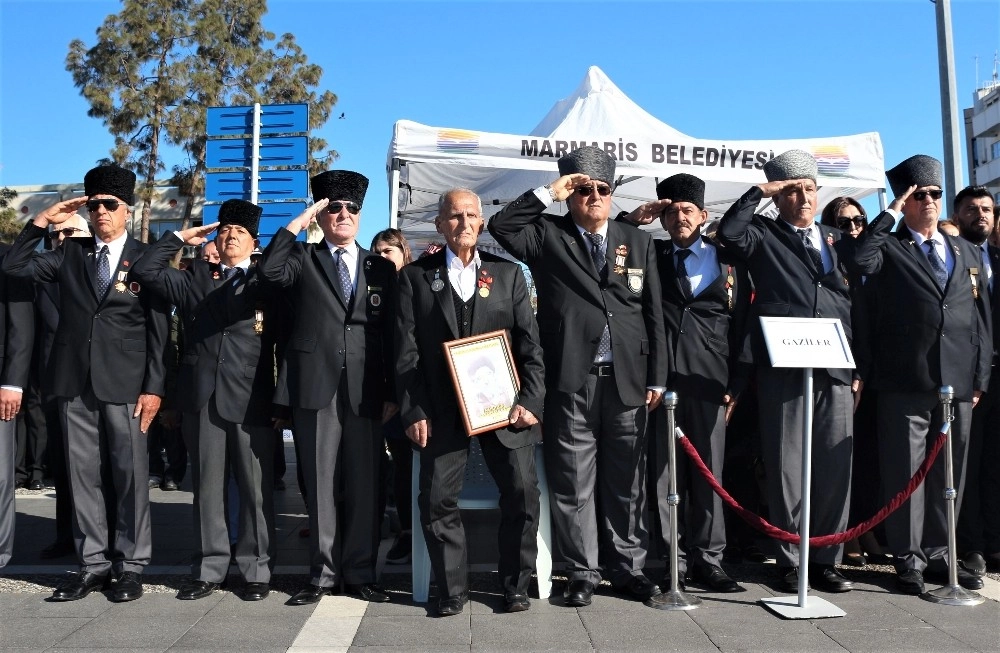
[614,244,628,275]
[430,269,445,292]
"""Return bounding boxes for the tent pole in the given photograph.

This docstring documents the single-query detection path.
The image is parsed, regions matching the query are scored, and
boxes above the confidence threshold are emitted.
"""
[389,158,401,229]
[878,188,887,212]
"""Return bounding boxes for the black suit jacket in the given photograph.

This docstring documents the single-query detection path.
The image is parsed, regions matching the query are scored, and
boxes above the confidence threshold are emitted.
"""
[849,211,992,401]
[260,229,397,415]
[487,192,668,406]
[131,234,285,425]
[0,244,34,391]
[717,186,855,385]
[652,236,752,402]
[2,223,169,403]
[396,250,544,448]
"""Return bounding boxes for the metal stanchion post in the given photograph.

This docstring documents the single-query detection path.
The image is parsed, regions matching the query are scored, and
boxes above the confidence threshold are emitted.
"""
[651,392,700,610]
[923,386,985,606]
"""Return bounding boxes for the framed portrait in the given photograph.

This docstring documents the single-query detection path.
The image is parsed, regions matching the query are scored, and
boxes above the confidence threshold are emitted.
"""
[442,329,521,436]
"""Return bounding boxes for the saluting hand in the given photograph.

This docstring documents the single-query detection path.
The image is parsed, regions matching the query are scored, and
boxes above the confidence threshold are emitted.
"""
[623,199,672,226]
[405,419,431,448]
[133,394,162,434]
[35,196,89,228]
[758,179,807,198]
[507,404,538,429]
[176,222,220,246]
[286,198,329,235]
[547,173,592,202]
[888,185,917,214]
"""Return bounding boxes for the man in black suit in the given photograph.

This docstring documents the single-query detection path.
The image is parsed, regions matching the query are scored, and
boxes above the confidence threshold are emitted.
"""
[620,173,750,593]
[0,240,35,568]
[850,156,991,594]
[397,188,544,616]
[952,186,1000,577]
[717,150,855,594]
[3,165,169,602]
[488,146,668,608]
[261,171,398,605]
[132,199,283,602]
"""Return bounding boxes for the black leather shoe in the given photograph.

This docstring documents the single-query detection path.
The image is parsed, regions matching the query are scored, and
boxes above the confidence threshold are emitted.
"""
[613,574,662,601]
[436,592,468,617]
[287,584,333,605]
[242,582,270,601]
[112,571,143,602]
[896,569,925,595]
[161,478,179,491]
[563,580,595,607]
[926,567,985,590]
[504,593,530,612]
[50,572,108,601]
[177,579,219,600]
[27,479,44,491]
[345,583,390,603]
[960,552,987,577]
[810,565,853,593]
[778,566,807,593]
[40,540,75,560]
[691,564,744,593]
[148,478,162,490]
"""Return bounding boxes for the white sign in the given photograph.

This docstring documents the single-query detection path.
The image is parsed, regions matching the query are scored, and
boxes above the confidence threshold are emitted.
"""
[759,317,855,369]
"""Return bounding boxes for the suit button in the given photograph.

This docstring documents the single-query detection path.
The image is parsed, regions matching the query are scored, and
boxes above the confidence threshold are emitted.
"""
[338,349,344,355]
[607,311,613,317]
[684,307,691,312]
[943,304,948,309]
[817,282,822,287]
[346,326,351,331]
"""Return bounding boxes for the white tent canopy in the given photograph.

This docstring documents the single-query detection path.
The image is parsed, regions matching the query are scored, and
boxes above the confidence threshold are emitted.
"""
[387,66,885,254]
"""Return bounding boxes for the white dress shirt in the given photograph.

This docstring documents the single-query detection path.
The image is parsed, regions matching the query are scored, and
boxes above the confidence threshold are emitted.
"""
[445,246,481,301]
[95,230,129,274]
[674,237,719,297]
[778,219,833,273]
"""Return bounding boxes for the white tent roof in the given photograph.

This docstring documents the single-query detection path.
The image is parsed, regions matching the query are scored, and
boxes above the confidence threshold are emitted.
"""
[387,66,885,254]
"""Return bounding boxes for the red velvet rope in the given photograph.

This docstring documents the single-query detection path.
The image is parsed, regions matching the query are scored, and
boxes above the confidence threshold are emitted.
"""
[676,427,949,546]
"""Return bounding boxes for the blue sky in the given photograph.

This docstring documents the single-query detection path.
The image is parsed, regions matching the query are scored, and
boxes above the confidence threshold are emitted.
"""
[2,0,999,248]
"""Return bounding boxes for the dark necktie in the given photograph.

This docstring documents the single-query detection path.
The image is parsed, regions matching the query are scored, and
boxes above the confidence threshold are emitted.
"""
[925,240,948,290]
[333,248,353,302]
[584,232,612,361]
[95,245,111,298]
[676,249,693,299]
[797,228,823,274]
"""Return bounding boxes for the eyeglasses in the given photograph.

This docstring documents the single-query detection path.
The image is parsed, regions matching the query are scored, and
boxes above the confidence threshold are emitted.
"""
[836,217,866,230]
[912,190,943,202]
[48,227,86,239]
[574,184,613,197]
[326,201,360,214]
[86,198,122,212]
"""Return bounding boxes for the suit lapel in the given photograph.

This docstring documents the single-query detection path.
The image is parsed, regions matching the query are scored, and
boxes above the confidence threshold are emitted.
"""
[469,257,492,335]
[558,216,599,282]
[98,237,138,306]
[82,240,100,300]
[773,219,817,274]
[350,250,372,322]
[426,256,459,339]
[894,223,944,296]
[312,243,348,309]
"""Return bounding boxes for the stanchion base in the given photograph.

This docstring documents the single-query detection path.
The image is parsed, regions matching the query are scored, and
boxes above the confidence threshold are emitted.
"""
[922,585,986,606]
[760,595,845,619]
[647,590,702,611]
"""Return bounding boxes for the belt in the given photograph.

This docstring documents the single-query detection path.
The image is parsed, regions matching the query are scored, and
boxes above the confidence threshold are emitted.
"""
[590,363,614,377]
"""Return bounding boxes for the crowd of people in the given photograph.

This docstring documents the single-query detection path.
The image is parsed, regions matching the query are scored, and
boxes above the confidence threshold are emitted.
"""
[0,147,997,617]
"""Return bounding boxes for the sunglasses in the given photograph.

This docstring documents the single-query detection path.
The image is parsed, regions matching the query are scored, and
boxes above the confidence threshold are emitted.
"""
[836,217,866,230]
[325,201,360,214]
[911,190,943,202]
[86,198,122,212]
[48,227,86,239]
[574,184,613,197]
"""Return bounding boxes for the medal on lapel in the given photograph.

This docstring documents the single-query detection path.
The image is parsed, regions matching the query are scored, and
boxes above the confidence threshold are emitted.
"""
[614,244,628,275]
[254,307,264,335]
[971,268,980,299]
[114,270,128,293]
[477,268,493,298]
[431,269,445,292]
[368,285,383,308]
[724,265,734,312]
[626,268,644,294]
[826,234,834,247]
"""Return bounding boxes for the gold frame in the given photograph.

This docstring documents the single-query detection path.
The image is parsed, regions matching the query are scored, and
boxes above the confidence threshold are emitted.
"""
[442,329,521,436]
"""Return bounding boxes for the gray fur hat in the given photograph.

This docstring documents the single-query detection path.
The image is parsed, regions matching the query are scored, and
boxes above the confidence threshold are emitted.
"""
[763,150,818,183]
[885,155,943,197]
[557,146,616,186]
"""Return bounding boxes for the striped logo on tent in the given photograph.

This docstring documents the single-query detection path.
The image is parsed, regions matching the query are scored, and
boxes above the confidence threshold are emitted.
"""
[811,145,850,177]
[437,129,479,153]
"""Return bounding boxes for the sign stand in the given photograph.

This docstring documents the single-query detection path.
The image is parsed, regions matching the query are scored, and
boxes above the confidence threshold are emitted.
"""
[757,317,854,620]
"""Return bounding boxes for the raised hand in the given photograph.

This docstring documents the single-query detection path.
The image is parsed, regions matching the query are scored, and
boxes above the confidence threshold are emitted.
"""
[623,198,673,226]
[176,222,220,246]
[35,196,89,227]
[287,198,329,235]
